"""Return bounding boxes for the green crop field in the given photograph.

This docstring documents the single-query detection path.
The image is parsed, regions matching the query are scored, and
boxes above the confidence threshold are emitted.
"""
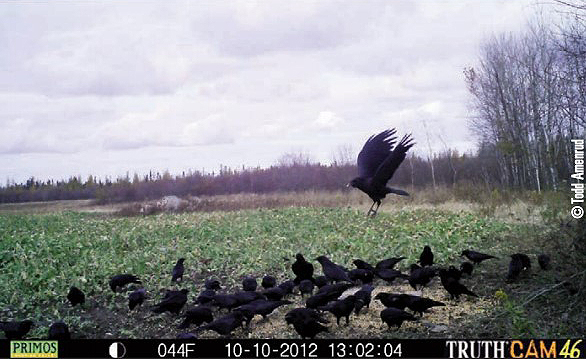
[0,204,583,339]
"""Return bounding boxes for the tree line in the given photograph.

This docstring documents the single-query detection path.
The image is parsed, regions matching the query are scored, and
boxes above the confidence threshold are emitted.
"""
[465,2,585,191]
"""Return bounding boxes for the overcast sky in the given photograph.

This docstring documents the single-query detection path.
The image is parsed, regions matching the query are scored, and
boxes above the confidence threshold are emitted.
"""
[1,0,543,184]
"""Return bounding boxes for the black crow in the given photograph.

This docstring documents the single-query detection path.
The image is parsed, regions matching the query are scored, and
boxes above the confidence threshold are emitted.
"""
[242,277,257,292]
[354,284,374,314]
[316,256,351,282]
[353,259,376,272]
[306,292,334,309]
[262,287,286,301]
[197,312,245,336]
[439,269,478,299]
[380,307,416,329]
[205,279,221,290]
[318,295,357,325]
[405,296,445,316]
[348,129,414,216]
[292,254,314,284]
[128,288,146,310]
[285,308,329,325]
[67,286,85,307]
[212,294,240,312]
[299,279,315,297]
[376,268,409,284]
[278,280,295,295]
[233,291,266,306]
[48,322,70,340]
[290,316,329,339]
[152,289,188,314]
[109,274,141,292]
[235,299,292,323]
[460,262,474,276]
[507,254,531,282]
[461,250,497,265]
[261,275,277,289]
[374,293,410,310]
[196,289,216,305]
[538,254,551,270]
[314,276,329,288]
[0,320,33,339]
[446,266,462,281]
[315,282,354,298]
[179,306,213,328]
[172,258,185,282]
[375,256,406,271]
[419,245,434,267]
[348,268,374,284]
[408,264,436,290]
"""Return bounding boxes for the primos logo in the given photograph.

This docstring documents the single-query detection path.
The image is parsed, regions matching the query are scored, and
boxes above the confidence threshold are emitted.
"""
[10,341,58,358]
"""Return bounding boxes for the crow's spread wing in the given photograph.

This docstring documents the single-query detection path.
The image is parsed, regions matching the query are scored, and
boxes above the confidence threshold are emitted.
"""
[371,134,414,187]
[356,129,397,178]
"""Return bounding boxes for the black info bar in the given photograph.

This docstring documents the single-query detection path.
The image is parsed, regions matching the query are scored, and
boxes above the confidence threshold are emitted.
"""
[2,339,584,359]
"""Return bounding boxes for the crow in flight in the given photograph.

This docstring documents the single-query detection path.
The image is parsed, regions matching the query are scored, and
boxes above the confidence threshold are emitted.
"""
[348,129,414,216]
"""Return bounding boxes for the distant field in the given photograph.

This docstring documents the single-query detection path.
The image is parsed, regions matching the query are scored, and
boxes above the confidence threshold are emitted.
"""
[0,195,583,339]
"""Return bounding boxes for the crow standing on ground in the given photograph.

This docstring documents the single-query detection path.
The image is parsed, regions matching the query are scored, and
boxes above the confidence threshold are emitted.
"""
[292,254,314,284]
[375,256,406,271]
[318,295,357,325]
[196,289,216,305]
[405,296,445,316]
[354,284,374,314]
[67,286,85,307]
[48,322,70,339]
[460,262,474,276]
[286,311,329,339]
[152,289,188,314]
[419,246,434,267]
[197,311,245,336]
[0,320,33,339]
[353,259,376,272]
[538,254,551,270]
[242,277,257,292]
[348,268,374,284]
[376,268,409,284]
[278,280,295,295]
[109,274,141,292]
[261,275,276,289]
[179,306,214,329]
[128,288,146,310]
[205,279,221,290]
[299,279,314,297]
[348,128,414,216]
[171,258,185,282]
[461,250,497,265]
[380,308,416,329]
[374,293,411,310]
[408,264,436,290]
[439,269,478,299]
[507,253,531,281]
[316,256,351,282]
[314,276,329,288]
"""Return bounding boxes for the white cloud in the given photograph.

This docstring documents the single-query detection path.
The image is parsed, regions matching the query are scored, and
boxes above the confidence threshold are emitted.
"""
[0,0,545,182]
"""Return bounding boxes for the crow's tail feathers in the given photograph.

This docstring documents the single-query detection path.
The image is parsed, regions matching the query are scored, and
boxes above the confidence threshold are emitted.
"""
[388,188,409,196]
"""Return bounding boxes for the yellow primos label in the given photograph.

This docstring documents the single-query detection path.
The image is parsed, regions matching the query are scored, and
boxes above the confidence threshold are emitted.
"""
[10,341,58,358]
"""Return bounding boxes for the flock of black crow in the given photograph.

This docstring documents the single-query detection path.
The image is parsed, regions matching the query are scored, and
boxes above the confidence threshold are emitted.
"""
[0,247,552,340]
[0,129,555,339]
